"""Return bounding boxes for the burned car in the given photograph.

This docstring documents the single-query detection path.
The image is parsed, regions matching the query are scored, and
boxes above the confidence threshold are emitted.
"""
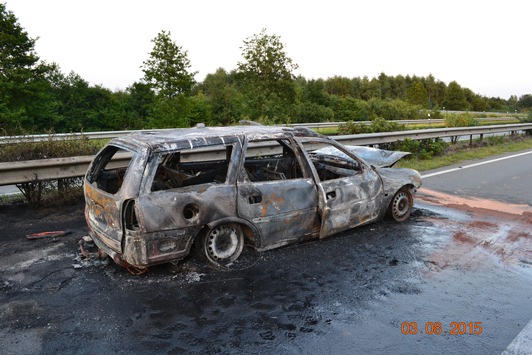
[84,125,421,268]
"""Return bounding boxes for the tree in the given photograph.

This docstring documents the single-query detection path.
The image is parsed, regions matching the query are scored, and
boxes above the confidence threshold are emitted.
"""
[302,78,329,106]
[124,82,156,128]
[422,74,446,109]
[377,72,392,99]
[237,28,298,86]
[360,76,382,100]
[201,68,242,125]
[406,81,428,107]
[443,81,468,110]
[518,94,532,110]
[0,3,38,82]
[0,3,56,132]
[390,74,407,99]
[141,30,197,99]
[324,76,354,97]
[236,28,298,121]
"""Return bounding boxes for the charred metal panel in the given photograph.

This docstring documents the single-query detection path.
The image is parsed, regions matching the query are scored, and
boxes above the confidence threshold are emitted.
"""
[123,228,198,266]
[84,144,147,256]
[318,167,384,238]
[375,167,422,196]
[84,182,122,252]
[237,179,318,248]
[344,146,411,167]
[138,184,238,232]
[313,145,411,168]
[122,229,147,266]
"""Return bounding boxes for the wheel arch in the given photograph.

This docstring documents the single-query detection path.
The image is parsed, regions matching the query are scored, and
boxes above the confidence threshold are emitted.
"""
[204,217,260,248]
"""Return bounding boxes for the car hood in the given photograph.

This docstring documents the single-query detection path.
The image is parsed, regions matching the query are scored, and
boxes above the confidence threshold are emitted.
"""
[314,145,411,168]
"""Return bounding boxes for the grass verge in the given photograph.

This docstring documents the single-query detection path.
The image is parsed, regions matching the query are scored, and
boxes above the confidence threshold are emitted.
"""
[396,135,532,171]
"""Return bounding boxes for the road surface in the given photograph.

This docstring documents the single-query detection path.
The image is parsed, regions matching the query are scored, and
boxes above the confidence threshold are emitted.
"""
[0,150,530,354]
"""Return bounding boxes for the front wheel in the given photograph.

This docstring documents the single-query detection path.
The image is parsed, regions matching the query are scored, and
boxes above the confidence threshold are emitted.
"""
[388,187,413,222]
[199,223,244,267]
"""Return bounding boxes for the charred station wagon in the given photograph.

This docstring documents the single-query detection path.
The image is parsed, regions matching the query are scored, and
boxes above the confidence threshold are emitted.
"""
[84,125,422,268]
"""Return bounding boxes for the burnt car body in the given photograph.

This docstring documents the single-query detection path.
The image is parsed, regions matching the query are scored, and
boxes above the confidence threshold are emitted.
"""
[84,125,421,268]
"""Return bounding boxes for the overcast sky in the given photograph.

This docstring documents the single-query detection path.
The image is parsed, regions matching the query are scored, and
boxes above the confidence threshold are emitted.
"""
[6,0,531,99]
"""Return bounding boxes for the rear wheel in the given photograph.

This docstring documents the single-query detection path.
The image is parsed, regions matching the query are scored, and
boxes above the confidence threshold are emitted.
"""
[389,187,413,222]
[199,223,244,267]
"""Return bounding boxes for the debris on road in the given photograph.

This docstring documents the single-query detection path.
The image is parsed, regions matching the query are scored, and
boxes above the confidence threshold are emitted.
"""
[26,230,71,240]
[185,271,205,283]
[72,235,110,269]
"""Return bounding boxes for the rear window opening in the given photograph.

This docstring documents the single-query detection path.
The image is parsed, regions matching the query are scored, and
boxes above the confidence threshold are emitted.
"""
[87,145,135,194]
[151,146,232,192]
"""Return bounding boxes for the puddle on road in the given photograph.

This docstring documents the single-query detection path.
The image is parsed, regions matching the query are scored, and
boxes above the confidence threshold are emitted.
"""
[416,188,532,276]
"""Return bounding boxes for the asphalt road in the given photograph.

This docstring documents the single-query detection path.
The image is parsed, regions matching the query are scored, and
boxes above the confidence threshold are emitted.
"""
[420,149,532,205]
[0,151,530,354]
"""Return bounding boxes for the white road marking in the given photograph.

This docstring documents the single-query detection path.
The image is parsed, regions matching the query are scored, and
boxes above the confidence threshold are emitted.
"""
[421,150,532,179]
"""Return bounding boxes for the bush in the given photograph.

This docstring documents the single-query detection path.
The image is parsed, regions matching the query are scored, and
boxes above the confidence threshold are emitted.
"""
[393,138,448,160]
[367,98,421,120]
[444,112,479,143]
[444,112,479,127]
[518,111,532,135]
[0,130,100,206]
[339,116,405,134]
[0,132,99,162]
[293,102,334,123]
[328,96,369,121]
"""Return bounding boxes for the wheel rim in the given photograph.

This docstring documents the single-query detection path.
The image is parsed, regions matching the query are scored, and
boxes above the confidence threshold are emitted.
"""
[392,191,410,219]
[206,225,239,260]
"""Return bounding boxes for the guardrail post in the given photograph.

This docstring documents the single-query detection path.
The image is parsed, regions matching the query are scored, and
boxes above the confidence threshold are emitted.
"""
[480,134,484,143]
[469,135,473,146]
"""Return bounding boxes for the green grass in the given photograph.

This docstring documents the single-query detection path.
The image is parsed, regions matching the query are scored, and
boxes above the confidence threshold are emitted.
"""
[479,119,520,125]
[396,135,532,171]
[314,127,338,135]
[313,118,521,135]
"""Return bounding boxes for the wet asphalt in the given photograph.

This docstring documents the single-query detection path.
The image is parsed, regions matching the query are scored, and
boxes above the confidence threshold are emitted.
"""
[1,195,530,354]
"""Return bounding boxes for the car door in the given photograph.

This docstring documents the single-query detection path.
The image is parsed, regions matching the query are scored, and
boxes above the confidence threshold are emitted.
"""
[299,139,385,238]
[236,138,319,249]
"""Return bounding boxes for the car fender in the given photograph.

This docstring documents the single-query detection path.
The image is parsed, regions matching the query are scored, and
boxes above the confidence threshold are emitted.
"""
[374,167,422,201]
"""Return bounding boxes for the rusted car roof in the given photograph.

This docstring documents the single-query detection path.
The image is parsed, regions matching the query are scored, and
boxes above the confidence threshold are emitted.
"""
[114,126,321,152]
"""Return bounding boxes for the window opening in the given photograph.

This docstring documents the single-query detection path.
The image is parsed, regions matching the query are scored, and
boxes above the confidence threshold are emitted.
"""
[243,139,303,182]
[301,142,361,181]
[151,145,232,191]
[87,145,135,194]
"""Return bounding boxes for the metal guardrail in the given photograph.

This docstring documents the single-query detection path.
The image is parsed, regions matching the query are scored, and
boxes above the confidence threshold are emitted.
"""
[1,123,531,186]
[0,155,94,186]
[287,116,517,129]
[0,117,519,144]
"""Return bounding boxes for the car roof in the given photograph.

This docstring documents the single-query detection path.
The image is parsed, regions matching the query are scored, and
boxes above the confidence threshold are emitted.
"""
[112,125,323,152]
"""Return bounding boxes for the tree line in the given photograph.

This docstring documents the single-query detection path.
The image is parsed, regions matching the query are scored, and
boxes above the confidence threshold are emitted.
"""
[1,3,530,134]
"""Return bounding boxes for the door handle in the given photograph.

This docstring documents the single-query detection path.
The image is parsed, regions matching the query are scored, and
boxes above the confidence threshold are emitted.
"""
[326,191,336,200]
[248,195,262,204]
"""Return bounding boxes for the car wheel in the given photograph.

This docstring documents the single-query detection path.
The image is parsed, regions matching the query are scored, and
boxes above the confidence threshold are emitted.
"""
[199,223,244,267]
[389,187,413,222]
